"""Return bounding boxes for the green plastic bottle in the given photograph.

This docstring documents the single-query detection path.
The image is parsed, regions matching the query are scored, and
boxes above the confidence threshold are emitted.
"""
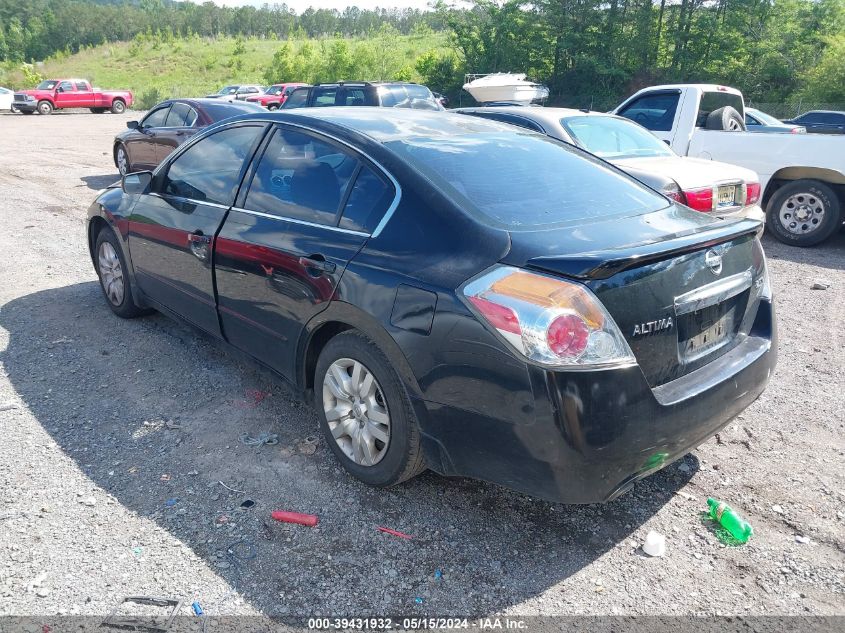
[707,498,753,543]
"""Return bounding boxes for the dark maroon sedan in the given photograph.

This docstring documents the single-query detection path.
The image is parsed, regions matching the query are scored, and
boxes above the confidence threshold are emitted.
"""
[113,98,263,175]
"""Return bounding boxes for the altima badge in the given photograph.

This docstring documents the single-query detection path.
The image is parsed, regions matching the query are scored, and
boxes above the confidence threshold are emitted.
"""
[633,317,674,337]
[705,248,723,275]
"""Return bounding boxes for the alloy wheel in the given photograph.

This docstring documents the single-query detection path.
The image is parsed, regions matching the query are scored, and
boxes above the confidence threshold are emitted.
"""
[116,147,128,175]
[98,241,125,306]
[779,192,825,235]
[322,358,390,466]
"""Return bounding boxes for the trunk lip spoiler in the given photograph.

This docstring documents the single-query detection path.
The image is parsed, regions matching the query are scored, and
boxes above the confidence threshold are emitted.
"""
[524,218,762,281]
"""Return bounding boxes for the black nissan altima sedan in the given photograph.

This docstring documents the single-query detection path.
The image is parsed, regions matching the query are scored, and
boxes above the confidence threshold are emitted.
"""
[86,109,776,503]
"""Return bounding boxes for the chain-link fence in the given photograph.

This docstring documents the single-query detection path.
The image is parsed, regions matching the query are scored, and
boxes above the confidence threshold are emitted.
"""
[736,102,845,119]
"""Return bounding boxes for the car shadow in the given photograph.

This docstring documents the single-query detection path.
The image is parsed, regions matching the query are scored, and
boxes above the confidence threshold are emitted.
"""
[81,174,120,190]
[0,281,696,617]
[762,228,845,272]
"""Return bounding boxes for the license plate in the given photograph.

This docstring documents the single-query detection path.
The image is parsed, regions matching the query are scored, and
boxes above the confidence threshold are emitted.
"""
[717,185,738,208]
[680,302,735,360]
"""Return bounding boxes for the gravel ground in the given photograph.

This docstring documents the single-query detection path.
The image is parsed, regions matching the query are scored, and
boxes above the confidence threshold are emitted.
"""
[0,111,843,620]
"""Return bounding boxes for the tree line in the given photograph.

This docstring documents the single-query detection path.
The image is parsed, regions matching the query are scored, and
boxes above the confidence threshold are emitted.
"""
[1,0,843,105]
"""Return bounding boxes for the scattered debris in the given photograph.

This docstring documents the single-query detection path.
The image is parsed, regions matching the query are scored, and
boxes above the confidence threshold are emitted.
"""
[160,474,171,482]
[164,420,182,430]
[191,602,204,616]
[240,499,256,509]
[164,498,178,507]
[218,481,246,494]
[642,530,666,557]
[795,535,811,544]
[0,402,20,412]
[675,491,697,501]
[772,504,785,514]
[26,572,49,594]
[414,597,424,604]
[102,596,181,632]
[128,466,138,474]
[810,279,831,290]
[216,515,230,525]
[297,436,319,455]
[278,446,294,458]
[434,569,443,580]
[132,547,143,558]
[677,462,691,473]
[377,526,414,540]
[271,510,319,527]
[237,389,271,408]
[187,470,199,476]
[78,495,96,507]
[239,432,279,446]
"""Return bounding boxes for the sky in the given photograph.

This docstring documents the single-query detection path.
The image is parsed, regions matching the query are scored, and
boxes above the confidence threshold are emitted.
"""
[207,0,437,12]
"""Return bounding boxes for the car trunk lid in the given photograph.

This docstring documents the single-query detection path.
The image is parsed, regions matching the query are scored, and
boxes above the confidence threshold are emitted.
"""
[501,206,766,386]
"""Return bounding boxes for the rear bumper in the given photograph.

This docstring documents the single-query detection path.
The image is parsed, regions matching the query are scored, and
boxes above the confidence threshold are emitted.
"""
[416,299,776,503]
[720,204,765,224]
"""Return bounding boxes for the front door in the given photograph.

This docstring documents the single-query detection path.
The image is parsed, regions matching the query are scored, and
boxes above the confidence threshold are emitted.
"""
[127,123,266,336]
[215,125,396,380]
[126,104,171,170]
[154,102,199,164]
[54,81,76,108]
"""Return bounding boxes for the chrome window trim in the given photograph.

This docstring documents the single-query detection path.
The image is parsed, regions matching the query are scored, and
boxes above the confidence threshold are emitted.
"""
[229,207,369,236]
[674,269,753,316]
[149,192,230,210]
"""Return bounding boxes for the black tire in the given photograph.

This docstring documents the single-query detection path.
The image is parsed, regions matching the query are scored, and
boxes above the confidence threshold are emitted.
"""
[94,228,148,318]
[10,105,18,113]
[315,331,426,487]
[705,106,746,131]
[765,179,842,247]
[114,143,130,176]
[37,100,53,115]
[267,103,279,111]
[110,99,126,114]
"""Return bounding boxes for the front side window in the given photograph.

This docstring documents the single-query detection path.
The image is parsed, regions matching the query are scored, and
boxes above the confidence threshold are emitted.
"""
[165,102,197,127]
[141,105,170,129]
[266,86,283,96]
[385,131,668,229]
[282,88,309,109]
[618,92,680,132]
[57,81,74,92]
[562,115,674,159]
[162,125,262,206]
[244,128,358,225]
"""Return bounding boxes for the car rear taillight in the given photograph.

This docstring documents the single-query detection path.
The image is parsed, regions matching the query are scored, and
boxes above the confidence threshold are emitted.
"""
[462,266,635,368]
[745,182,761,206]
[683,187,714,212]
[662,183,686,205]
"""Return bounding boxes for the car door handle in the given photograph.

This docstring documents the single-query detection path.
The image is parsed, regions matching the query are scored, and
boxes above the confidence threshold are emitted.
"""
[299,255,336,274]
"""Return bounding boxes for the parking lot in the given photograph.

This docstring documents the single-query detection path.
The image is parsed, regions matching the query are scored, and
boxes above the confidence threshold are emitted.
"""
[0,111,843,619]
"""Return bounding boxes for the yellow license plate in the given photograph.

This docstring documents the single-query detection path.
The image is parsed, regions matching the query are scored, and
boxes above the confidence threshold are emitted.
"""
[717,185,737,207]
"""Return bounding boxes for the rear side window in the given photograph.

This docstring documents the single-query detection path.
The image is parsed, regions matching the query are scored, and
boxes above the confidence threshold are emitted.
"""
[141,106,170,128]
[162,125,262,206]
[165,102,197,127]
[696,91,744,127]
[75,82,88,91]
[385,132,667,229]
[618,92,679,132]
[341,88,367,106]
[244,128,358,225]
[312,88,338,107]
[339,166,394,232]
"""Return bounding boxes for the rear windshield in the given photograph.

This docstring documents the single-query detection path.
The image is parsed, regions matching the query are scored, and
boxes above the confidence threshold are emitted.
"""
[562,115,674,159]
[385,133,668,229]
[697,91,744,127]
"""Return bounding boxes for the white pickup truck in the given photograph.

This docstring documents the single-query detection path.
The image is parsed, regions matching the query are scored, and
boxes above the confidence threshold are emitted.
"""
[612,84,845,246]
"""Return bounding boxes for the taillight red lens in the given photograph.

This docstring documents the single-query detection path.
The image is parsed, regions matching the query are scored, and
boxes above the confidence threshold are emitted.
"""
[468,296,520,334]
[746,182,761,206]
[683,187,714,212]
[663,185,686,204]
[547,314,589,358]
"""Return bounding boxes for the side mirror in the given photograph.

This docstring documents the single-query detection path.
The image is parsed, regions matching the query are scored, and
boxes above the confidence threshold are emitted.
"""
[126,120,139,130]
[122,171,153,195]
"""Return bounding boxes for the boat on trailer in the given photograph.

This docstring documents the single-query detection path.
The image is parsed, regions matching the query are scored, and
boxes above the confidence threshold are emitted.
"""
[462,73,550,105]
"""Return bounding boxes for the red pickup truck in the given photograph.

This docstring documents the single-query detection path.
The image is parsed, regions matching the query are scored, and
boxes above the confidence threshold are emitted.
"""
[13,78,133,115]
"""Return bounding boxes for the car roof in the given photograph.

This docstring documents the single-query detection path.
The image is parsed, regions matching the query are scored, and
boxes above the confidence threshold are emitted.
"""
[454,106,625,127]
[218,107,523,144]
[798,110,844,115]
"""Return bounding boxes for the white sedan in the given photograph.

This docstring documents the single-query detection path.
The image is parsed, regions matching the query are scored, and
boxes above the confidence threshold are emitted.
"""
[455,105,765,223]
[0,87,17,112]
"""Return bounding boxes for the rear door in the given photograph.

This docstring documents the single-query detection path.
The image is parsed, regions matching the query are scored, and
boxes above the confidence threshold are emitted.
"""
[75,81,94,107]
[215,124,395,380]
[127,123,266,336]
